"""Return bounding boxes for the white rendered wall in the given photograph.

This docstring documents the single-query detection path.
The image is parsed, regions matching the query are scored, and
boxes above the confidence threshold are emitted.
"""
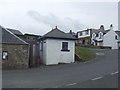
[103,30,118,49]
[42,39,75,65]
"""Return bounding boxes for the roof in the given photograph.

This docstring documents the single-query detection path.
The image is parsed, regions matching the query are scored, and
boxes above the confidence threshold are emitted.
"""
[115,31,120,36]
[41,26,77,40]
[18,34,41,44]
[24,33,40,37]
[103,29,110,35]
[77,25,110,35]
[7,28,23,35]
[77,29,90,33]
[91,29,110,35]
[91,29,100,34]
[0,26,28,45]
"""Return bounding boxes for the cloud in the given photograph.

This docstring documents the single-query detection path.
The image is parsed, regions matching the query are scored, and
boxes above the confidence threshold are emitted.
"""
[27,10,85,32]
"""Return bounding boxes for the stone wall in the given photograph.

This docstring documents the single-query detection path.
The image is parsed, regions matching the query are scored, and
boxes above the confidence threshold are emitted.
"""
[2,44,29,69]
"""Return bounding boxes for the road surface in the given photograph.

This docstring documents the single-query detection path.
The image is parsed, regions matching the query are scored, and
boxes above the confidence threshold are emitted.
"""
[2,49,118,88]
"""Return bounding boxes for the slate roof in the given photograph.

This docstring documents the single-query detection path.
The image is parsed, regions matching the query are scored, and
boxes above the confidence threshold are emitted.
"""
[41,26,77,40]
[103,29,110,35]
[115,31,120,36]
[91,29,110,35]
[7,28,23,35]
[77,29,90,33]
[0,26,28,45]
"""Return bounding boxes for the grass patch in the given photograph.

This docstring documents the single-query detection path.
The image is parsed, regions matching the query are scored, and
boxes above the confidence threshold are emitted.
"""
[75,46,96,62]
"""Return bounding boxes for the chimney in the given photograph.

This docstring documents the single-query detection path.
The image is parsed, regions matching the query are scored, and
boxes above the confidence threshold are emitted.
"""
[55,26,58,29]
[100,25,104,31]
[69,30,72,34]
[110,24,113,30]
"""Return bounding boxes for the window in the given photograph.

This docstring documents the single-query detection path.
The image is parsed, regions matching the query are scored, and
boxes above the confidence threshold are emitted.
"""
[85,30,89,35]
[40,41,43,51]
[2,51,8,60]
[61,42,70,51]
[92,33,95,39]
[80,32,82,36]
[96,33,98,37]
[115,35,118,40]
[99,33,102,39]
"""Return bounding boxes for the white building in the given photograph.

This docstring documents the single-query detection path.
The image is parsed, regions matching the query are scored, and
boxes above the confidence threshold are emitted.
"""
[103,25,120,49]
[91,25,110,46]
[91,24,120,49]
[39,26,77,65]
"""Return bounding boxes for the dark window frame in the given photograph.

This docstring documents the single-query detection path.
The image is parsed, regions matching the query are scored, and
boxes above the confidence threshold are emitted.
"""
[96,33,99,37]
[61,42,70,52]
[115,35,118,40]
[80,32,82,36]
[40,41,43,51]
[99,32,102,39]
[85,30,89,35]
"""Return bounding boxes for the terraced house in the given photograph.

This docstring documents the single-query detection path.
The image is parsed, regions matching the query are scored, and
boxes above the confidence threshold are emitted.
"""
[77,24,120,49]
[77,25,109,46]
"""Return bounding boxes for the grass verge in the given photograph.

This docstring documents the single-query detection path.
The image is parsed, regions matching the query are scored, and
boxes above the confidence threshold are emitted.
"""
[75,46,96,62]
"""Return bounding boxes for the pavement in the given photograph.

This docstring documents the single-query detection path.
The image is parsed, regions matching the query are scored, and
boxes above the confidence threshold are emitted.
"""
[2,49,118,88]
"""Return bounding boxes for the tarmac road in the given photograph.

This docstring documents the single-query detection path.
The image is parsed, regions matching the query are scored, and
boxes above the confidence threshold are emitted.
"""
[2,49,118,88]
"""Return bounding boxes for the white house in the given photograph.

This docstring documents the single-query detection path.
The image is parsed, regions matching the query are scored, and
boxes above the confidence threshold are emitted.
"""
[77,25,108,46]
[39,26,77,65]
[91,25,110,46]
[103,25,120,49]
[91,24,120,49]
[115,31,120,49]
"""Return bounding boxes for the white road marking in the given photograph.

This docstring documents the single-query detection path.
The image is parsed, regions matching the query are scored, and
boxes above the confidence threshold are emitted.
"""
[96,53,104,56]
[110,71,118,75]
[92,76,103,80]
[66,83,77,86]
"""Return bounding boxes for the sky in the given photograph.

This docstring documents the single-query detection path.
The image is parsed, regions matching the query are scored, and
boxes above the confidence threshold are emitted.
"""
[0,0,119,35]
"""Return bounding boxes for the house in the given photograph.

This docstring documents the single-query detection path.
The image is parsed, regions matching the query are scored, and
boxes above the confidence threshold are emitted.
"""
[115,31,120,49]
[39,26,77,65]
[77,25,110,46]
[77,29,91,46]
[102,25,120,49]
[91,25,110,46]
[0,25,29,69]
[91,24,120,49]
[77,24,119,49]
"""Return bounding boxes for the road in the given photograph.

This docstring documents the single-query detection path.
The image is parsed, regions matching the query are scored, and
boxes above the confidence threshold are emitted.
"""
[2,49,118,88]
[61,73,118,88]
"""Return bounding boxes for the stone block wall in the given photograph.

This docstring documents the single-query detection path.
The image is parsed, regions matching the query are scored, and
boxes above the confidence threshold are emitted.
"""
[2,44,29,69]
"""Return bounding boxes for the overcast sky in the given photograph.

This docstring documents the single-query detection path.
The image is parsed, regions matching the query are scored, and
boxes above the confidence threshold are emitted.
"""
[0,0,118,35]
